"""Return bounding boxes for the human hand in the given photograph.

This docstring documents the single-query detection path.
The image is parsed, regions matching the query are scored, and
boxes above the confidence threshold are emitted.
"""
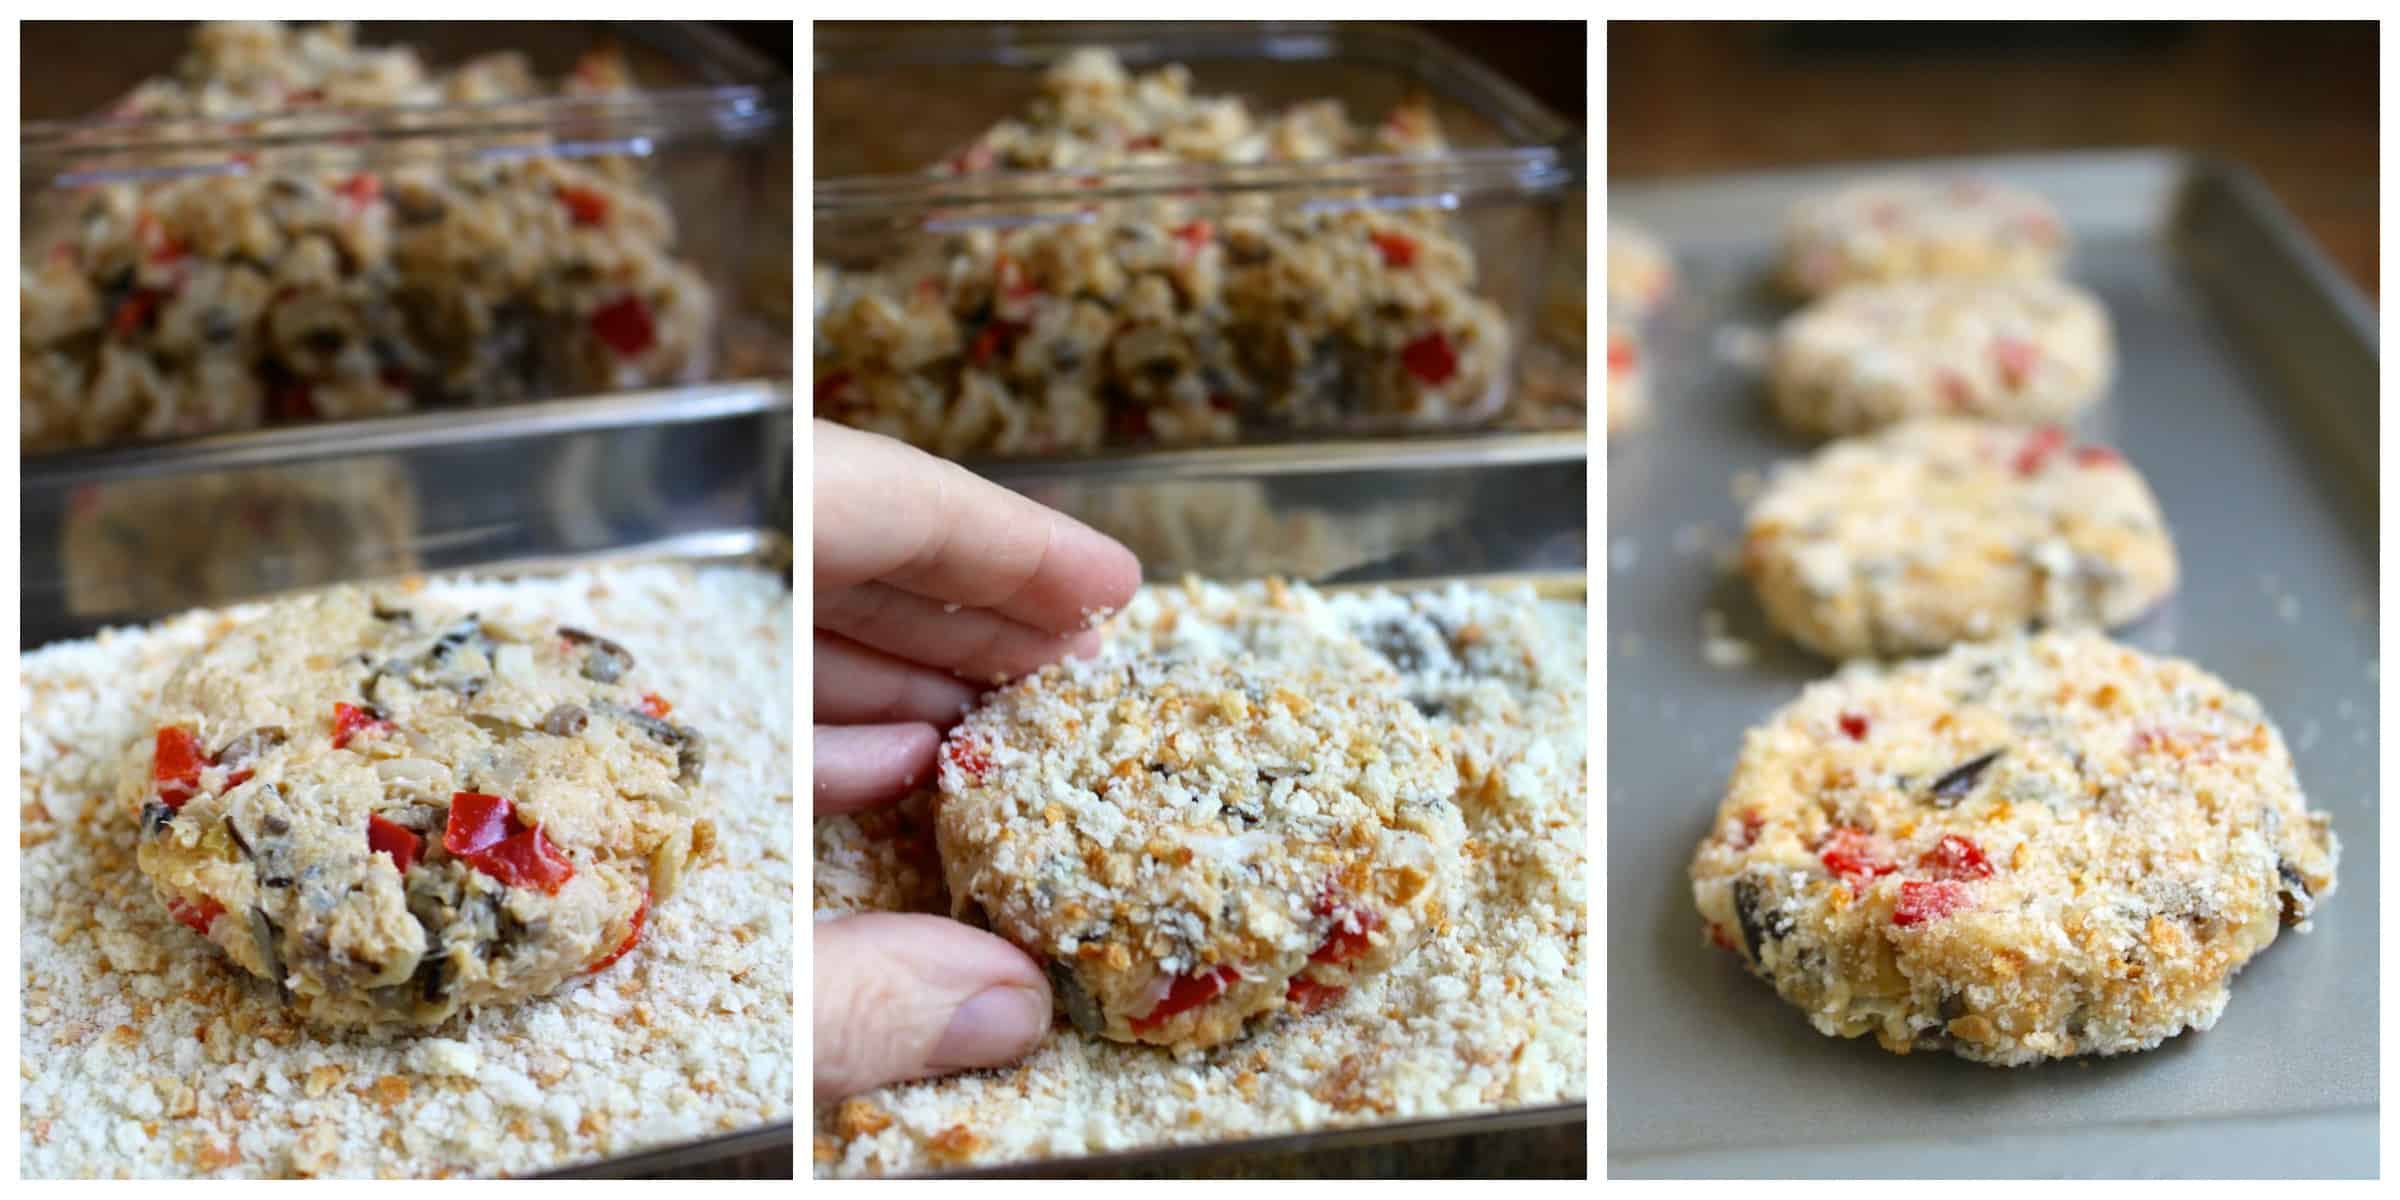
[811,421,1139,1104]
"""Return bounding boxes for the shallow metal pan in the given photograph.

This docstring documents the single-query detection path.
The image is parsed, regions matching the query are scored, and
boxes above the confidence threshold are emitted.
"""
[1605,149,2377,1178]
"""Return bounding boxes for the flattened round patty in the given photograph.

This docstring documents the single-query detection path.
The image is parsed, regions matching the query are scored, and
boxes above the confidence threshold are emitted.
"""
[1690,632,2337,1066]
[1777,175,2068,298]
[1742,419,2177,659]
[129,587,709,1027]
[936,654,1463,1052]
[1768,277,2113,438]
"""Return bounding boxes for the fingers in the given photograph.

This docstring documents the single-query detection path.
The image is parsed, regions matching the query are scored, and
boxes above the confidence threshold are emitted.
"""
[813,723,939,816]
[814,421,1141,635]
[818,581,1104,686]
[814,632,979,726]
[812,912,1053,1105]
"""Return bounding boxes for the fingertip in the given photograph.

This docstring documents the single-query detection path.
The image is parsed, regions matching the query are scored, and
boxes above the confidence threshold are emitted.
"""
[812,913,1055,1103]
[812,723,941,815]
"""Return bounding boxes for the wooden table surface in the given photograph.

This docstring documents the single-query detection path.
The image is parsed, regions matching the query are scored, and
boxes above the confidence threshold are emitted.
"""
[1608,21,2379,299]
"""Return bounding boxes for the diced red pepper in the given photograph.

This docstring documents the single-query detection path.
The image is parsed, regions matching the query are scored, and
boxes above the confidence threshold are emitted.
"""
[284,87,325,105]
[950,143,996,174]
[1399,332,1458,386]
[590,294,657,358]
[994,255,1039,301]
[1607,335,1636,375]
[2012,426,2069,476]
[1107,403,1153,442]
[468,826,575,894]
[1818,827,1896,880]
[814,371,855,410]
[587,891,650,974]
[1172,220,1213,260]
[335,173,381,208]
[1370,230,1419,268]
[1919,834,1994,881]
[330,701,393,749]
[1893,879,1974,928]
[1284,975,1346,1014]
[1127,135,1162,152]
[443,791,516,858]
[1308,905,1382,967]
[1837,711,1870,742]
[152,727,208,811]
[968,320,1023,367]
[112,290,163,339]
[1993,336,2041,390]
[639,693,671,719]
[269,381,317,421]
[1129,965,1240,1033]
[557,184,611,228]
[367,814,421,874]
[168,894,226,936]
[944,736,994,782]
[133,212,185,265]
[2074,445,2122,468]
[1936,369,1974,412]
[1707,922,1740,953]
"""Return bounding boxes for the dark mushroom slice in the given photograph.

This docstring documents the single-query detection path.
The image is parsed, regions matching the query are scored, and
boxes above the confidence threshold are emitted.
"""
[1927,749,2006,807]
[214,726,287,774]
[2276,860,2315,925]
[537,703,589,736]
[557,625,634,683]
[141,800,175,837]
[251,907,286,992]
[1048,960,1105,1035]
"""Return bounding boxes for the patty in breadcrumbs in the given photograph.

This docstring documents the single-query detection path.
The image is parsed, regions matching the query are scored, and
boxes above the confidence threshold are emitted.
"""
[1690,631,2336,1066]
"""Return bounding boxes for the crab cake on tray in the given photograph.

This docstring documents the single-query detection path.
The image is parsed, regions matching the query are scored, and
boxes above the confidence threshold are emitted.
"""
[1741,418,2178,659]
[936,653,1464,1053]
[1777,175,2069,298]
[1690,631,2338,1066]
[127,586,709,1028]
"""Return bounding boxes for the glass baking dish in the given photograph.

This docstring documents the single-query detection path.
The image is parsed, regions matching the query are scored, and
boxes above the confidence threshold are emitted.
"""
[20,20,792,457]
[813,21,1581,459]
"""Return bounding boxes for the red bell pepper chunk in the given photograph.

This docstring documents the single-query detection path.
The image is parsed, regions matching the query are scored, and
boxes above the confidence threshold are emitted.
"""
[335,173,381,207]
[152,727,208,811]
[557,184,611,228]
[1399,332,1458,386]
[1607,335,1637,375]
[1818,827,1896,880]
[587,891,650,974]
[1370,230,1418,268]
[1993,336,2041,390]
[2012,426,2068,477]
[968,320,1023,367]
[444,791,515,858]
[1172,221,1213,258]
[1308,905,1383,967]
[1919,834,1994,881]
[468,826,576,895]
[1284,975,1346,1015]
[1129,965,1240,1033]
[367,814,421,874]
[168,894,226,936]
[1837,711,1870,742]
[943,735,994,782]
[639,693,671,719]
[814,371,855,409]
[2074,445,2122,468]
[331,701,392,749]
[270,382,317,422]
[112,290,163,339]
[1893,879,1974,928]
[590,294,657,358]
[1107,404,1153,442]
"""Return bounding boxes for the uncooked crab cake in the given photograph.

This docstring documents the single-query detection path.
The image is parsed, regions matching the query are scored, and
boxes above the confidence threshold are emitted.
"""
[1743,419,2176,659]
[1777,175,2068,298]
[1768,277,2113,438]
[1690,631,2338,1066]
[935,654,1464,1052]
[1608,222,1673,320]
[127,587,709,1028]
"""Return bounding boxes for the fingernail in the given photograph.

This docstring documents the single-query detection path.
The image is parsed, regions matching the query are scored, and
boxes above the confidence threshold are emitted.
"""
[929,985,1049,1069]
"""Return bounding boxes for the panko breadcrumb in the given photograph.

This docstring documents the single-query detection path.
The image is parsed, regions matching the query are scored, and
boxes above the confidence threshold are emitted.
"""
[22,565,791,1178]
[1690,632,2336,1066]
[813,578,1585,1176]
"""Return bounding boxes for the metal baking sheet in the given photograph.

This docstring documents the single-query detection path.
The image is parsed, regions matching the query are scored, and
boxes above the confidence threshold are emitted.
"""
[1604,150,2378,1178]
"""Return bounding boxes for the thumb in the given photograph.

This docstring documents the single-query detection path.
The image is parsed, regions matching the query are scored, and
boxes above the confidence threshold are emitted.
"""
[813,912,1053,1104]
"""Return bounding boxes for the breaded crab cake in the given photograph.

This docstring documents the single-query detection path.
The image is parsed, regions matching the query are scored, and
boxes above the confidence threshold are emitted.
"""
[128,587,710,1027]
[1691,632,2338,1066]
[1777,175,2068,298]
[935,654,1464,1052]
[1768,277,2113,439]
[1742,419,2178,659]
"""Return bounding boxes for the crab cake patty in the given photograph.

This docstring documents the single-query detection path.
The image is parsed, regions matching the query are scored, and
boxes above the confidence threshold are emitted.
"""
[129,587,709,1028]
[936,655,1463,1052]
[1691,632,2337,1066]
[1769,277,2113,438]
[1606,321,1647,435]
[1777,175,2068,298]
[1742,419,2177,659]
[1608,222,1673,320]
